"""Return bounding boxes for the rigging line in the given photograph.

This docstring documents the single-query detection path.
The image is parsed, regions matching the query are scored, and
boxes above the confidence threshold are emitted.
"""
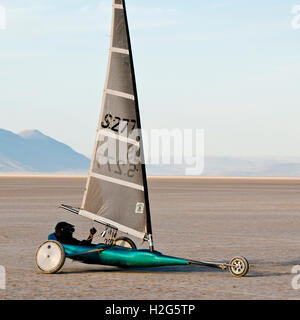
[79,209,147,240]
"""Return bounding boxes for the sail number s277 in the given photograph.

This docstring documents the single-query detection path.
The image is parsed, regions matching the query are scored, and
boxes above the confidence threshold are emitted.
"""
[101,114,136,133]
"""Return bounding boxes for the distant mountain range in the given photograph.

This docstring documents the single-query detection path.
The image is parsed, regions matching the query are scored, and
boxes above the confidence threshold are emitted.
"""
[0,129,90,173]
[1,128,300,177]
[147,157,300,177]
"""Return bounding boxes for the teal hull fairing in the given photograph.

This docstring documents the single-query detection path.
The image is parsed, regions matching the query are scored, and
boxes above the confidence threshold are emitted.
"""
[63,244,189,268]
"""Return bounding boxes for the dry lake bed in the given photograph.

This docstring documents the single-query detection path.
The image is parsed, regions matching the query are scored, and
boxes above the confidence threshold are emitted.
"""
[1,176,300,300]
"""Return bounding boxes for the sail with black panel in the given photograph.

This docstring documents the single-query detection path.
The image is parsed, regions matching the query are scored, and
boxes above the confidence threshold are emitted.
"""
[60,0,154,250]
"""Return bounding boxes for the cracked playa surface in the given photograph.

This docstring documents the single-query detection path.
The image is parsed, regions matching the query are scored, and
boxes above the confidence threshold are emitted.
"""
[1,176,300,300]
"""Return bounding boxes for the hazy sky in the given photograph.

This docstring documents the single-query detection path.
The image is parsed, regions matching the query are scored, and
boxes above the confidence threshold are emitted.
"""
[0,0,300,158]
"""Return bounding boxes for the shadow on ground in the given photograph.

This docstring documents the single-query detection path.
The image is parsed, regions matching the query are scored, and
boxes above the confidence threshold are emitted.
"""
[59,264,224,275]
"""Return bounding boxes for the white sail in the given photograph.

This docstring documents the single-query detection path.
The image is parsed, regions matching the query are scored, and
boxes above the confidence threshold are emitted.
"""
[80,0,153,245]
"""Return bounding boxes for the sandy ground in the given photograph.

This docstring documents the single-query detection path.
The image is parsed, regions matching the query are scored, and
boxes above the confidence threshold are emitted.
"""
[1,176,300,300]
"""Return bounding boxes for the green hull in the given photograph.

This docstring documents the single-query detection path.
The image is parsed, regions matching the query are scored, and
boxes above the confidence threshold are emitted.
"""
[62,244,189,268]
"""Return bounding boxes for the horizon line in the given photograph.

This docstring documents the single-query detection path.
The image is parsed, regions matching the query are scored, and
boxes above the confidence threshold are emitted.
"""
[1,174,300,181]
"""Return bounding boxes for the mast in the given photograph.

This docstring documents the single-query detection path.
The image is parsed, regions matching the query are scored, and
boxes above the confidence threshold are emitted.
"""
[122,0,154,250]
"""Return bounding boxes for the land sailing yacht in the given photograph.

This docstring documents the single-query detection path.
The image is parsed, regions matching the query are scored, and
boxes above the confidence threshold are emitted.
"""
[35,0,249,277]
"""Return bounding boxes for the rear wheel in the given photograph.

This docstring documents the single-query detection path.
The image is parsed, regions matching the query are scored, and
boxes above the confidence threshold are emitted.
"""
[114,237,137,249]
[36,240,65,274]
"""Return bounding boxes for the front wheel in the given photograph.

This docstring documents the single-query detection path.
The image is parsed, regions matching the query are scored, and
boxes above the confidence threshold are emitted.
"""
[229,256,249,277]
[36,240,65,274]
[114,237,137,249]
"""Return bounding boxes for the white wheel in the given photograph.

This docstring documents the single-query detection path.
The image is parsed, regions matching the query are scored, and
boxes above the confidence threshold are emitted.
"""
[229,256,249,277]
[36,240,65,274]
[114,237,137,249]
